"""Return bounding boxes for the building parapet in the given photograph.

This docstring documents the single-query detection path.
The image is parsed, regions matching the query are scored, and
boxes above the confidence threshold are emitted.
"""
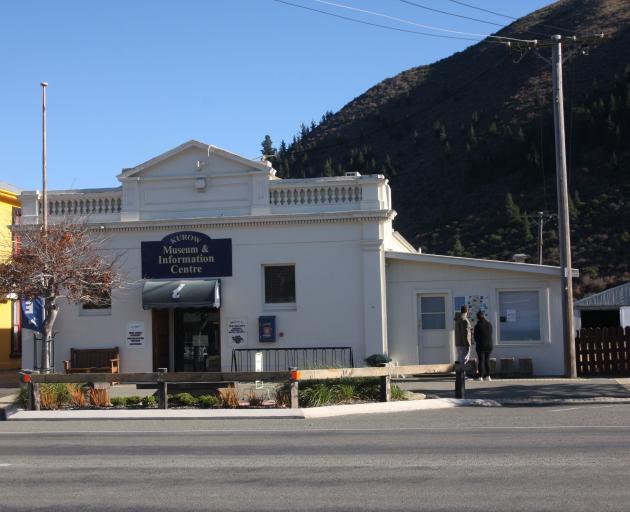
[19,175,390,224]
[268,175,388,213]
[20,188,123,224]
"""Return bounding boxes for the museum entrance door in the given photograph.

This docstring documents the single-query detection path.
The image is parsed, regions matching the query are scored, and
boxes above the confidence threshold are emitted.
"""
[174,308,221,372]
[152,309,170,371]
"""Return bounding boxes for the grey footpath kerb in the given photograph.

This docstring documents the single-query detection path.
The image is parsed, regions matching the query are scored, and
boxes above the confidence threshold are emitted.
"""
[3,378,630,420]
[3,398,494,421]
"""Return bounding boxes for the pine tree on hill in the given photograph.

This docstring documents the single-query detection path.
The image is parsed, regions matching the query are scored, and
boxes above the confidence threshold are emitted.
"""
[261,135,276,158]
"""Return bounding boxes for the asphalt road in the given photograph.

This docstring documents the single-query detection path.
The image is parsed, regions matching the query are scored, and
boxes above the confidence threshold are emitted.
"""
[1,405,630,512]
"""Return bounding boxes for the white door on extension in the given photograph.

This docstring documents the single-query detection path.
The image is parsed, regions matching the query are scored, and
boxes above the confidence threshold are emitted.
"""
[417,294,451,364]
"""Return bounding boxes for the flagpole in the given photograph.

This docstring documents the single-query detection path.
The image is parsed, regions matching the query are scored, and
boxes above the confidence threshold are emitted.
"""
[41,82,48,229]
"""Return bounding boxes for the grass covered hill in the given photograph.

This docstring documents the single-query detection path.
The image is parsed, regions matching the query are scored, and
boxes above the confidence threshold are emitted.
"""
[271,0,630,297]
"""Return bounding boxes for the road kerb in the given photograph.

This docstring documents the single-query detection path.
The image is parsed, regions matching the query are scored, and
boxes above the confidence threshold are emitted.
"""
[5,396,629,420]
[3,397,497,421]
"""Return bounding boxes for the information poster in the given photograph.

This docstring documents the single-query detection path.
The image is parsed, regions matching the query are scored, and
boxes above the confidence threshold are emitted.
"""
[455,295,489,325]
[228,319,248,345]
[127,321,145,348]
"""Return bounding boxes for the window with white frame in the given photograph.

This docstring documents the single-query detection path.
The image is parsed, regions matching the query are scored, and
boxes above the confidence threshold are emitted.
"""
[263,265,296,305]
[498,290,541,342]
[79,286,112,316]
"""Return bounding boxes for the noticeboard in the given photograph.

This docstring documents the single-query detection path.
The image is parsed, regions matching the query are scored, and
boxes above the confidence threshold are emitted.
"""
[228,319,248,345]
[258,316,276,343]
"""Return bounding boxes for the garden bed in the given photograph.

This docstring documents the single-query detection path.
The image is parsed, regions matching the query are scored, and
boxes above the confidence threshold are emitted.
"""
[15,378,413,410]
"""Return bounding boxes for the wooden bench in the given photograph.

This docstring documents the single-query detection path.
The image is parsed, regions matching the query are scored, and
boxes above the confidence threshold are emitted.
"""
[63,347,120,374]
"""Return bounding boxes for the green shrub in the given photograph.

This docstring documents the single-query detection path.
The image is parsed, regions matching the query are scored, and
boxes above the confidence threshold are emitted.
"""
[353,378,381,401]
[110,397,126,407]
[142,395,158,408]
[364,354,391,367]
[390,384,407,401]
[331,381,356,403]
[14,386,29,409]
[173,392,198,407]
[277,377,408,407]
[300,382,334,407]
[197,394,219,408]
[275,388,290,408]
[125,395,143,407]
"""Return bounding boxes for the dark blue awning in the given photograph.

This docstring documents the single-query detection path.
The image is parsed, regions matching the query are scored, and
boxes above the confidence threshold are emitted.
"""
[142,279,220,309]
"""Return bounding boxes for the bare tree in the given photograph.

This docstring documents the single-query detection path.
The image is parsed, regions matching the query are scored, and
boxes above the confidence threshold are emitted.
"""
[0,221,124,372]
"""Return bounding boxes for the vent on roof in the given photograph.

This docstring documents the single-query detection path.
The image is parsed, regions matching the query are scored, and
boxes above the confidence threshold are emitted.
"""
[345,171,361,177]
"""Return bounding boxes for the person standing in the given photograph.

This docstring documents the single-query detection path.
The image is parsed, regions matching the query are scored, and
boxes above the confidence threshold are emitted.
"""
[474,310,493,381]
[454,305,472,369]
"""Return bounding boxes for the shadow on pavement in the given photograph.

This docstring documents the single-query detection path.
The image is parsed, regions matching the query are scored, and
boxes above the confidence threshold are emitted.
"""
[397,377,630,400]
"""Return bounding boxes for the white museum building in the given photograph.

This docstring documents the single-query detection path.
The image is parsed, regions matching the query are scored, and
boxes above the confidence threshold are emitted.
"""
[19,141,572,376]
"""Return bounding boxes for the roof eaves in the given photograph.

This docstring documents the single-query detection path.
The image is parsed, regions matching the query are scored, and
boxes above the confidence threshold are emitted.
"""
[385,251,578,277]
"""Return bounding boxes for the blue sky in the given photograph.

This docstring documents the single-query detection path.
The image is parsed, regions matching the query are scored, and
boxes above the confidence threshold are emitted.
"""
[0,0,554,191]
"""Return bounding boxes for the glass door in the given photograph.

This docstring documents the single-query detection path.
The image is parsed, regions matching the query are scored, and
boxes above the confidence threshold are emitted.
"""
[174,308,220,372]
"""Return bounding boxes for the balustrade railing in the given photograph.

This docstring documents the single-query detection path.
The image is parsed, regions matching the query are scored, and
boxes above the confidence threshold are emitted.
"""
[269,181,362,208]
[38,191,122,218]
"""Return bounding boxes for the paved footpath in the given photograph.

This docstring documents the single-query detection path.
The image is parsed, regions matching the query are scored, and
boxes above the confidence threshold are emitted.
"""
[397,377,630,404]
[2,376,630,420]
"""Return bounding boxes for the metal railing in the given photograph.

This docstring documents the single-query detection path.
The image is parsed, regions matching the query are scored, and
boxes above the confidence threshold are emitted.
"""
[231,347,355,372]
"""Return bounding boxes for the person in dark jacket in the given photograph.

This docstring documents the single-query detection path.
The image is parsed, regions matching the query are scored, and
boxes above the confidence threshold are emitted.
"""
[474,311,493,381]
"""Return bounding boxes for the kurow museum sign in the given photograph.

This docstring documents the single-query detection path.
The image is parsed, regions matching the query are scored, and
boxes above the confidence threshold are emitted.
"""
[141,231,232,279]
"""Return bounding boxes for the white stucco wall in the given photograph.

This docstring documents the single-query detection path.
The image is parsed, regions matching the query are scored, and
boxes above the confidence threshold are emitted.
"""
[386,257,565,376]
[21,218,386,372]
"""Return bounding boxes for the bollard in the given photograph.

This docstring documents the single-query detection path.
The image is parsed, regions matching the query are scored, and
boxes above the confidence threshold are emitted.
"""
[379,374,391,402]
[289,366,299,409]
[28,370,41,411]
[455,362,465,399]
[157,368,168,409]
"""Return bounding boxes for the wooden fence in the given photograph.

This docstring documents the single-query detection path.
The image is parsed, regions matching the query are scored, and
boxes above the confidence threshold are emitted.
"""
[575,327,630,376]
[21,363,461,411]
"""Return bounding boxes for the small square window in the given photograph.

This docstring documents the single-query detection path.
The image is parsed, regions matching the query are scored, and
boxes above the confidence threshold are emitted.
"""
[264,265,295,304]
[80,287,112,316]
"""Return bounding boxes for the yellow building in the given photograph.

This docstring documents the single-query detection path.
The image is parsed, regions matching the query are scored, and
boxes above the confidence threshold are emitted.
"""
[0,181,21,369]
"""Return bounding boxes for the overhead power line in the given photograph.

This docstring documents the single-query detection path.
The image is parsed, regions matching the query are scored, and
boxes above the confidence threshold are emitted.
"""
[309,0,535,43]
[446,0,577,35]
[400,0,505,27]
[446,0,516,21]
[271,0,504,43]
[400,0,559,38]
[278,53,510,160]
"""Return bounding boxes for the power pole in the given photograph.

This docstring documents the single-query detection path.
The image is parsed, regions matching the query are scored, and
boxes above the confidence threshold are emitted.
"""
[537,211,544,265]
[551,35,576,378]
[41,81,48,229]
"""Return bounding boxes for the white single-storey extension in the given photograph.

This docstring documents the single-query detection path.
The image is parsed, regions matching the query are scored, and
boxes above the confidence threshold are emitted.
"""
[18,140,573,376]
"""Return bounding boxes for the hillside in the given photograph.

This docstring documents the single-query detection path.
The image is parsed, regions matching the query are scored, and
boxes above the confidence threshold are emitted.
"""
[271,0,630,297]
